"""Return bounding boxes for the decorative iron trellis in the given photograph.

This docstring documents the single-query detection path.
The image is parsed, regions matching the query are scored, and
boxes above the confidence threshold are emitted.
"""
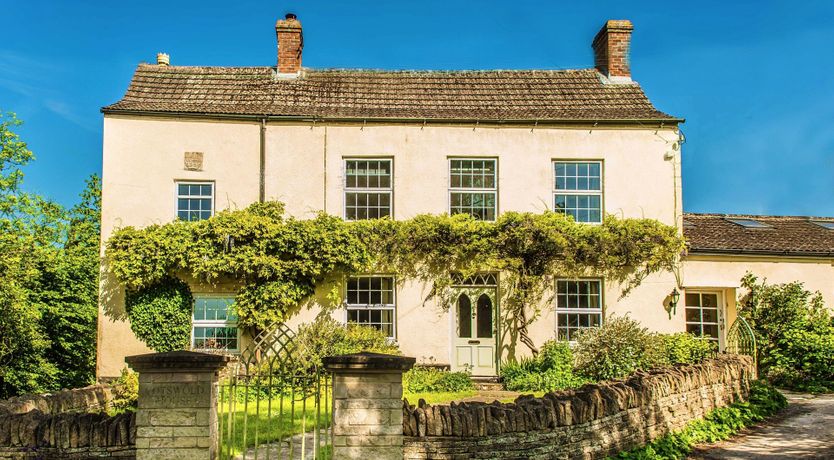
[726,316,757,365]
[218,323,332,460]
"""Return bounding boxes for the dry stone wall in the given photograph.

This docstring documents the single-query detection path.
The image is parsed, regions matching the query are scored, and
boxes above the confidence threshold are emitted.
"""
[0,386,113,416]
[0,386,135,459]
[403,355,755,460]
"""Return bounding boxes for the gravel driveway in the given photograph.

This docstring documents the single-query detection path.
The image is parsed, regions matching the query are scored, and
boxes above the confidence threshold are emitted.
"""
[689,391,834,459]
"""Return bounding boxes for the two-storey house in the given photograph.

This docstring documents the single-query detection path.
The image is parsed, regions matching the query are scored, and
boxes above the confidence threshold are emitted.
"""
[97,13,834,380]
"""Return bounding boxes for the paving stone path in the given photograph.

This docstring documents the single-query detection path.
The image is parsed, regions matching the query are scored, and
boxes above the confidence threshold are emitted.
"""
[689,391,834,459]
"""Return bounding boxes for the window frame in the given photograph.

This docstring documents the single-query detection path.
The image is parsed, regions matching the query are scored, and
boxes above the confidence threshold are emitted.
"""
[343,157,394,221]
[447,157,499,222]
[683,290,722,345]
[552,160,603,224]
[554,278,604,342]
[174,180,215,222]
[191,294,240,353]
[344,275,397,340]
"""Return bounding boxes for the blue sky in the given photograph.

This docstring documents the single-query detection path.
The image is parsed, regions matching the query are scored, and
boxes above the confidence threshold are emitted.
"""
[2,0,833,214]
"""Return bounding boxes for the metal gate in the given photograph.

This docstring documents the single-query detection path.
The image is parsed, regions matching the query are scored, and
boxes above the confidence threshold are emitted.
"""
[726,316,757,365]
[218,323,332,459]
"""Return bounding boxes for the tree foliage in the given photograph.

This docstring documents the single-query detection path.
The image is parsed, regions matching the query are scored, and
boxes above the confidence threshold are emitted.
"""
[739,273,834,391]
[107,201,684,354]
[0,111,99,398]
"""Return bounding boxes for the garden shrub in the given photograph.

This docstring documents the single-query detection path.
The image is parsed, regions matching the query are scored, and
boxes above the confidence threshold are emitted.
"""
[663,332,717,365]
[293,315,400,371]
[573,316,670,381]
[739,274,834,392]
[109,367,138,414]
[615,380,787,459]
[403,366,474,393]
[500,341,588,392]
[124,277,192,352]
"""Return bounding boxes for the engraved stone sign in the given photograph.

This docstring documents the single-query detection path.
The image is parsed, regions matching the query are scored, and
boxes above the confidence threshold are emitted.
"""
[184,151,204,171]
[126,351,229,460]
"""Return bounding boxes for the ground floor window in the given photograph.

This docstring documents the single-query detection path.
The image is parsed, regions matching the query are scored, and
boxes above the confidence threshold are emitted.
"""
[346,276,396,338]
[192,296,239,352]
[555,279,602,341]
[685,292,720,343]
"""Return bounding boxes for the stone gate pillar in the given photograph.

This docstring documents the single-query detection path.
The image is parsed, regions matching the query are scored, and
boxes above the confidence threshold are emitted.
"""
[323,352,416,460]
[126,351,229,460]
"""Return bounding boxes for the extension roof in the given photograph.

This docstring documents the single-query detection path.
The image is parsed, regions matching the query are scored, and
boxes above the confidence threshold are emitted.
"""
[683,213,834,257]
[102,65,679,122]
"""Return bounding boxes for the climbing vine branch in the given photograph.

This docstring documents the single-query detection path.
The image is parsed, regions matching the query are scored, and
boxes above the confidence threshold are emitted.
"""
[106,201,684,353]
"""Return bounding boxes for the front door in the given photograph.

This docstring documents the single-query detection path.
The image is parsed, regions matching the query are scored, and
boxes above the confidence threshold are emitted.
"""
[452,288,497,376]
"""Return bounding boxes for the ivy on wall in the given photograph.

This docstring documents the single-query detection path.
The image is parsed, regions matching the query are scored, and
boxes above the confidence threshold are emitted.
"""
[107,201,684,353]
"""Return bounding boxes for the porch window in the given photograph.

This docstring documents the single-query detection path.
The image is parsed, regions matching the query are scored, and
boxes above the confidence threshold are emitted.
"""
[192,296,239,352]
[449,158,497,221]
[346,276,396,338]
[176,182,214,221]
[556,279,602,341]
[344,159,392,220]
[685,292,720,343]
[553,161,602,223]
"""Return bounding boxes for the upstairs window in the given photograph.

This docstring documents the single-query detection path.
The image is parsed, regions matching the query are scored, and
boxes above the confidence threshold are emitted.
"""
[553,161,602,223]
[449,158,497,221]
[344,159,392,220]
[346,276,396,338]
[192,296,239,352]
[177,182,214,221]
[555,279,602,341]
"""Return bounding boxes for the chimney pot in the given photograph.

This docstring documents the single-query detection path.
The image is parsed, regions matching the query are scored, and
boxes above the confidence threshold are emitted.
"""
[275,13,303,74]
[592,20,633,82]
[156,52,170,66]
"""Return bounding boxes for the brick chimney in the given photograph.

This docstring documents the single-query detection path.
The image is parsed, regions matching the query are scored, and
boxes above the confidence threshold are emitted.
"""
[592,20,634,82]
[276,13,303,74]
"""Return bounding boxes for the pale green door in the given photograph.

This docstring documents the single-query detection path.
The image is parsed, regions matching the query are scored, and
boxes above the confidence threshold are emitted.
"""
[452,288,497,376]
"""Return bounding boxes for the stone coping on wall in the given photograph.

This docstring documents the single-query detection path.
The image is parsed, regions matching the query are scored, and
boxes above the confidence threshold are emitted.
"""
[403,355,755,459]
[323,352,416,372]
[125,350,230,373]
[0,386,114,417]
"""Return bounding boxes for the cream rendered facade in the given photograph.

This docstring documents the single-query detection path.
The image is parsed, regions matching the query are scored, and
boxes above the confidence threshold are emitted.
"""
[682,254,834,337]
[97,115,685,378]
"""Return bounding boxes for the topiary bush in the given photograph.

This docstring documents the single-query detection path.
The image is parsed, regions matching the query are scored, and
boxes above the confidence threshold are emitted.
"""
[403,366,474,393]
[572,316,670,381]
[293,315,400,371]
[124,277,192,352]
[500,340,588,392]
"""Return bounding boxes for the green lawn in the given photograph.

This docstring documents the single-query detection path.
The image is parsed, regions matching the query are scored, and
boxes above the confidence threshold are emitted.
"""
[218,389,331,459]
[403,390,477,404]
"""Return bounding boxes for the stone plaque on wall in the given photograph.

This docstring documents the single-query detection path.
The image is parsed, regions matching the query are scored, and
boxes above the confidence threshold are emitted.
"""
[184,151,204,171]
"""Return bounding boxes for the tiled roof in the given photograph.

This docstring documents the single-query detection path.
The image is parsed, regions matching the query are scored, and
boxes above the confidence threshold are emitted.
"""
[683,213,834,257]
[102,65,679,122]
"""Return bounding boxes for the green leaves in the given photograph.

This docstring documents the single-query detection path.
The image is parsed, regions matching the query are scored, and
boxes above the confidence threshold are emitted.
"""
[107,203,684,352]
[125,277,193,352]
[0,112,99,397]
[740,274,834,391]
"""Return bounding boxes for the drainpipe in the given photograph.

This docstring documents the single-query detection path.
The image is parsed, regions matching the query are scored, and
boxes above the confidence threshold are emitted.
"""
[259,118,266,202]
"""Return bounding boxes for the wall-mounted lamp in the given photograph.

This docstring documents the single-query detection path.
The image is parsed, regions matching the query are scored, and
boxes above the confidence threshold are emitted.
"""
[669,288,681,315]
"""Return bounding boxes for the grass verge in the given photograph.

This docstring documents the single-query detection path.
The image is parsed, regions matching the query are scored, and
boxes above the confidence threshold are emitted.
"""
[613,380,787,459]
[403,390,478,405]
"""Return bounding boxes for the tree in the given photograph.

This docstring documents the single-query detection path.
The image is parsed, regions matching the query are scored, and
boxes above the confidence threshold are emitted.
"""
[0,111,100,397]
